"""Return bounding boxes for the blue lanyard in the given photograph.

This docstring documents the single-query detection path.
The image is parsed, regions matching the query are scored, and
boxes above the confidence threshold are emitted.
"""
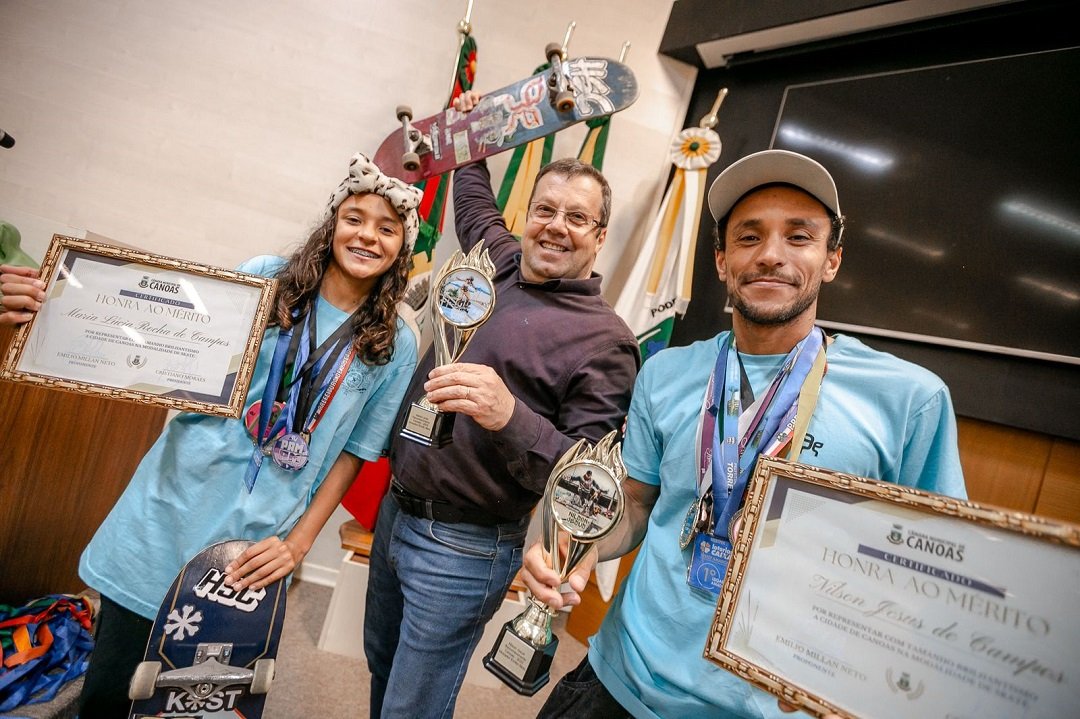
[710,328,824,537]
[243,304,354,491]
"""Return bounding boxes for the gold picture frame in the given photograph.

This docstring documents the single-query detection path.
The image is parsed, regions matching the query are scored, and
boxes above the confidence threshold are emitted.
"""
[706,456,1080,719]
[0,235,276,418]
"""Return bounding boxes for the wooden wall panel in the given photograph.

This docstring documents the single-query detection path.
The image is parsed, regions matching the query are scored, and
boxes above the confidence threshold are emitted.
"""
[0,325,167,604]
[1035,440,1080,524]
[566,547,639,645]
[956,417,1049,513]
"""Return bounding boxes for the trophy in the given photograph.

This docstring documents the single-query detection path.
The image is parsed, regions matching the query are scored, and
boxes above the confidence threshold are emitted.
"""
[483,431,626,695]
[399,241,495,448]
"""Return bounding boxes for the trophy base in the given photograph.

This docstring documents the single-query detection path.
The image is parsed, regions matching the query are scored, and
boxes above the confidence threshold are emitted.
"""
[399,401,456,448]
[482,620,559,696]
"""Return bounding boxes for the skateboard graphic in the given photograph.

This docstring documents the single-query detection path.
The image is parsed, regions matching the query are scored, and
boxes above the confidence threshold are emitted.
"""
[373,43,638,184]
[128,540,287,719]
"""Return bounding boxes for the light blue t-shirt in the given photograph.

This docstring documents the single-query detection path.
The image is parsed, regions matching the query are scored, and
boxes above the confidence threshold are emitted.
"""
[590,332,966,719]
[79,255,418,618]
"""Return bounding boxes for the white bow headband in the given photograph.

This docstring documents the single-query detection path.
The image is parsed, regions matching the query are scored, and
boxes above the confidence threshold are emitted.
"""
[325,153,423,248]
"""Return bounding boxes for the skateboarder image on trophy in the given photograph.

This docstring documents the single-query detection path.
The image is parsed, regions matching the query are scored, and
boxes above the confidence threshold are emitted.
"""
[437,268,492,327]
[552,466,618,536]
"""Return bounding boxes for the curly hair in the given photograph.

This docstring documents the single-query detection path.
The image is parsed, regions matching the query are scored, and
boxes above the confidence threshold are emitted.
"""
[269,209,411,366]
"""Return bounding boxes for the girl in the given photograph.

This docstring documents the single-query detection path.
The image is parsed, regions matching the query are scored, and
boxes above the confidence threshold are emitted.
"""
[0,152,422,717]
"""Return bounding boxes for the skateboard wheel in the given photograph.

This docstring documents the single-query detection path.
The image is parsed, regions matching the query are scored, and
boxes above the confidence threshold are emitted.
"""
[395,104,413,121]
[545,42,563,62]
[554,90,576,113]
[251,658,275,694]
[402,152,421,172]
[129,661,161,700]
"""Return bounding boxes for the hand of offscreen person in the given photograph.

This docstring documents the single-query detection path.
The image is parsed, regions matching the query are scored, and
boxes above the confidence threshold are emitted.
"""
[223,536,303,591]
[424,362,516,431]
[0,264,45,325]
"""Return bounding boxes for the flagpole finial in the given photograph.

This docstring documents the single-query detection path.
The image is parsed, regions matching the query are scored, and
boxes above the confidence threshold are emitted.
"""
[561,21,577,55]
[619,41,631,63]
[460,0,474,32]
[699,88,729,130]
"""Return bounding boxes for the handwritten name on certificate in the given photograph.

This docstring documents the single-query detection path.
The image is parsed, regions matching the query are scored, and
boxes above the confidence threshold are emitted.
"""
[707,460,1079,719]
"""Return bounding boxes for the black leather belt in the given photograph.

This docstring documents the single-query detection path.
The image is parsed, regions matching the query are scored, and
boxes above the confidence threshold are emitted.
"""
[390,481,501,526]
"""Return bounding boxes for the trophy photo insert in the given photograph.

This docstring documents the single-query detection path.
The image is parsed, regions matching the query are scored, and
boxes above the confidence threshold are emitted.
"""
[436,267,494,328]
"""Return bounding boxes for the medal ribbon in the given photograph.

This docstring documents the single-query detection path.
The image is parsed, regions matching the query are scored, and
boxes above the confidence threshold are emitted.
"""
[297,345,356,437]
[280,306,359,435]
[243,322,297,492]
[242,301,360,490]
[709,328,826,538]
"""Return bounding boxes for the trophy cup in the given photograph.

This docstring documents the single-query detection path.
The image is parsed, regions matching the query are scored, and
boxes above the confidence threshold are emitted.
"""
[399,241,495,448]
[483,431,626,695]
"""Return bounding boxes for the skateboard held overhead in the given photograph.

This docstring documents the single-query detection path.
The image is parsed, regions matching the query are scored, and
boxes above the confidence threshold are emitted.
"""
[128,539,287,719]
[374,43,638,184]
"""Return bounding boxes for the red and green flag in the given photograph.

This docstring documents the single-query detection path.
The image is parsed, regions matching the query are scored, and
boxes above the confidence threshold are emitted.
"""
[343,28,477,532]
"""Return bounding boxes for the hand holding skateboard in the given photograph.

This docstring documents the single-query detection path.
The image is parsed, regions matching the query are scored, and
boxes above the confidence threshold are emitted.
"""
[373,41,638,184]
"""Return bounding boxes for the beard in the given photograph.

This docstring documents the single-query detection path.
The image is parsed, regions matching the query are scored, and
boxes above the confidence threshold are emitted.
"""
[728,275,822,326]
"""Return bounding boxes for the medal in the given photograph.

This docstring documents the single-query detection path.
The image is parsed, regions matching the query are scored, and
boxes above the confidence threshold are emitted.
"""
[244,400,286,442]
[271,431,310,471]
[679,497,700,550]
[728,507,744,541]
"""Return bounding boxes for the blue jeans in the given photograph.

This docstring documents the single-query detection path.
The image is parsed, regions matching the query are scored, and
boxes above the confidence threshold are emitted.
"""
[364,492,530,718]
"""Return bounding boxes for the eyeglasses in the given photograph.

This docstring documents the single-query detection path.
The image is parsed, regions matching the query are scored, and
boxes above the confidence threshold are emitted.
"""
[528,202,603,232]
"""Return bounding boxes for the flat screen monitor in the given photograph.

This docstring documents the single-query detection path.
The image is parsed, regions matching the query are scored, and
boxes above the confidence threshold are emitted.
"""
[767,46,1080,365]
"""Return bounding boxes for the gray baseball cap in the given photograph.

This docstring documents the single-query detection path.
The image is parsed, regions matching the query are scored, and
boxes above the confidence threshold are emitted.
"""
[707,149,841,222]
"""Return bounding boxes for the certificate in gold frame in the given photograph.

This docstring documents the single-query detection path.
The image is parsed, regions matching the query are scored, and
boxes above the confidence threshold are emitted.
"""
[706,457,1080,719]
[0,235,276,418]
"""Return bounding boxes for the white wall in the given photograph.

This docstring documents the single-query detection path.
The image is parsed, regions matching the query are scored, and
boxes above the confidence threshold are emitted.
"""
[0,0,696,581]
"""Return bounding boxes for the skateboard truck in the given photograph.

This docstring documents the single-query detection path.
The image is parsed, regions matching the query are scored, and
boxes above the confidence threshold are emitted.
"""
[546,22,577,113]
[396,104,431,172]
[129,642,276,703]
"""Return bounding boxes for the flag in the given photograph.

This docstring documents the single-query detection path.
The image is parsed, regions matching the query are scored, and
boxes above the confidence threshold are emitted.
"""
[575,111,627,601]
[496,63,554,236]
[613,125,722,361]
[593,124,722,600]
[405,30,479,345]
[575,115,611,170]
[497,77,612,234]
[342,27,478,531]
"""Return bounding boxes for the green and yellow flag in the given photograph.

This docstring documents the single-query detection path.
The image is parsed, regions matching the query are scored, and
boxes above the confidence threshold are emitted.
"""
[613,124,722,361]
[495,63,554,235]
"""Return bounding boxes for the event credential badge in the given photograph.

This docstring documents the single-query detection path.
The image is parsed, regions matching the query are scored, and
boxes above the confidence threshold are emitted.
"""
[688,533,732,596]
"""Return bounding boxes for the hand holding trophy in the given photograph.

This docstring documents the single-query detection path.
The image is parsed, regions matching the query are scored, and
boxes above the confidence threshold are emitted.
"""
[400,241,495,447]
[483,430,626,695]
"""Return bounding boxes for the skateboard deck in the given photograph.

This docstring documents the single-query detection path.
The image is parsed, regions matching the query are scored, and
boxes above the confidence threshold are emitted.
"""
[128,539,287,719]
[373,55,638,184]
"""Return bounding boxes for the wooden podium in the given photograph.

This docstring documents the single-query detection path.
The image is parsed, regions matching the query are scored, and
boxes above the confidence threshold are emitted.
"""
[0,325,167,604]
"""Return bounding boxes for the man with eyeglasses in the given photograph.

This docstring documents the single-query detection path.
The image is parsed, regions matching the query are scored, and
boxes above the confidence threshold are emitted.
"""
[364,90,641,718]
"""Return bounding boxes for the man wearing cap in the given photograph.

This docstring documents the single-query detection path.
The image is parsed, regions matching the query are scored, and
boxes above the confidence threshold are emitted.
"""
[522,149,966,718]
